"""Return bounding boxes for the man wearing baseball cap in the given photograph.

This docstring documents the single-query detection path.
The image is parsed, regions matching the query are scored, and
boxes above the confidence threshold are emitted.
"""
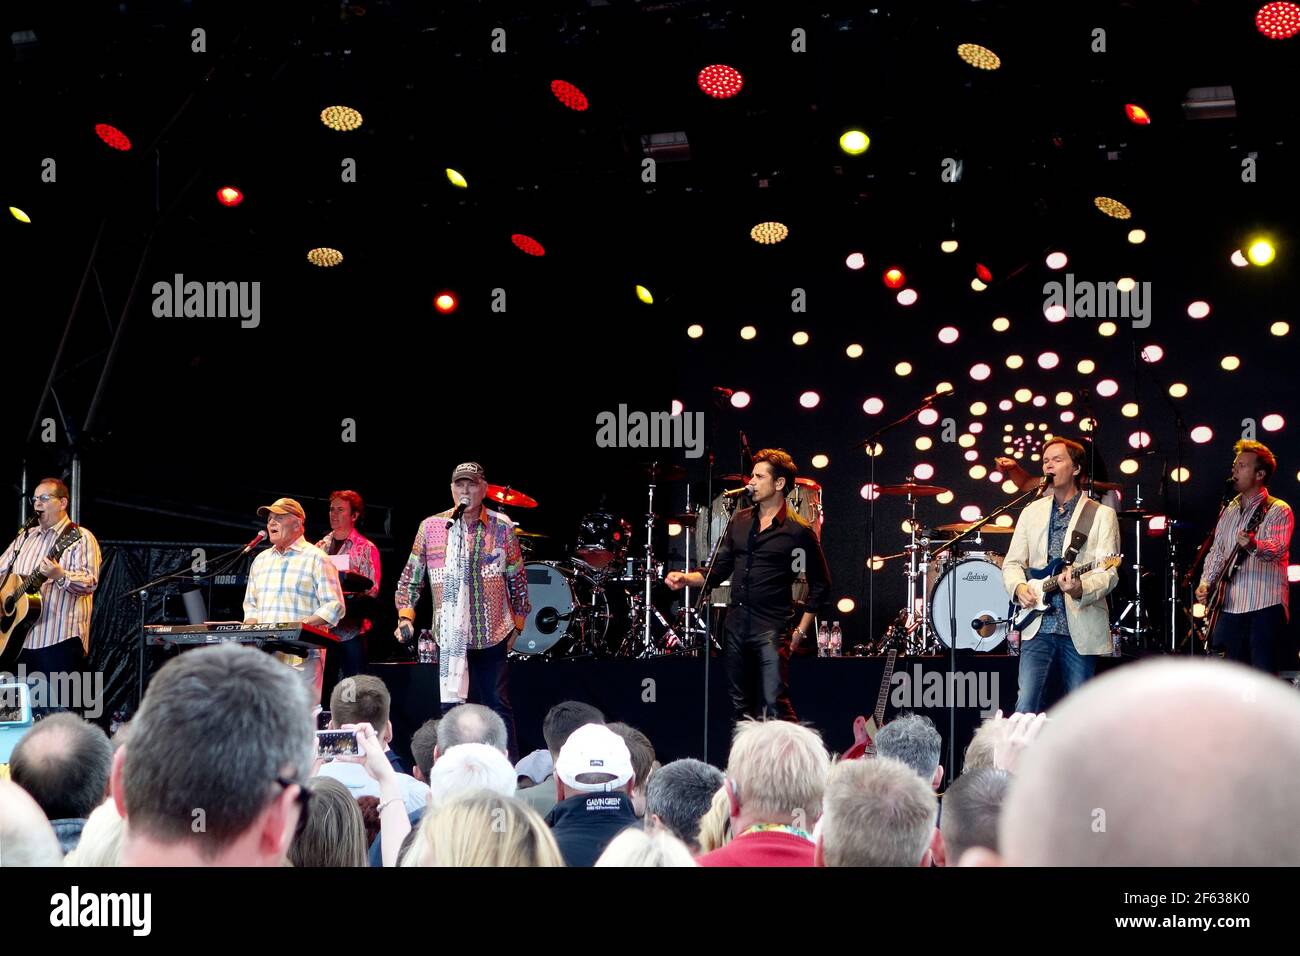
[242,497,346,705]
[394,463,530,760]
[543,723,640,866]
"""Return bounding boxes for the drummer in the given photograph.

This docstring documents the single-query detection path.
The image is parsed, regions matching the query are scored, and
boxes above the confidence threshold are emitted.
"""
[317,489,382,679]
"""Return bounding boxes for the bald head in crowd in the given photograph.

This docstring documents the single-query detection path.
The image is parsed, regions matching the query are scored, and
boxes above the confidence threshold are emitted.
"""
[0,779,64,866]
[983,658,1300,866]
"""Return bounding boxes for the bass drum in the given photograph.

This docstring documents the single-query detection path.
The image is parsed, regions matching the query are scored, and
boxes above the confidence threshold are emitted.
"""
[929,557,1008,652]
[514,562,608,656]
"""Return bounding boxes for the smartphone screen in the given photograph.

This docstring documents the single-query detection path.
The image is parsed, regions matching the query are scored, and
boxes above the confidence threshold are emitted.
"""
[316,729,360,758]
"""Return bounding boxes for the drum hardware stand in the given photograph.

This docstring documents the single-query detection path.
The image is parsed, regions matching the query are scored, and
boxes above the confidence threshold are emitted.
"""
[858,392,952,655]
[929,481,1042,774]
[693,488,746,764]
[1113,484,1155,649]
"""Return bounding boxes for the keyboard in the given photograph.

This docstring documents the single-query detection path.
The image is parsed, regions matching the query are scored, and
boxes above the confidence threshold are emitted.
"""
[144,622,339,654]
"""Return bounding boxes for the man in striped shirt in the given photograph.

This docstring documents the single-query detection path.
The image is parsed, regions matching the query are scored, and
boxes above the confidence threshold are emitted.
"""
[0,477,101,682]
[242,497,346,705]
[1197,441,1294,673]
[394,462,530,760]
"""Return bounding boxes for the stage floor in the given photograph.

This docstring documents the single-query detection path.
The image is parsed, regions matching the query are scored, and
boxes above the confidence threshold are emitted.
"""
[369,652,1135,774]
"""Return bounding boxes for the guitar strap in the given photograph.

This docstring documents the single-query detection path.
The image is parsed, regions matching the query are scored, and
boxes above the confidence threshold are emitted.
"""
[1063,497,1099,566]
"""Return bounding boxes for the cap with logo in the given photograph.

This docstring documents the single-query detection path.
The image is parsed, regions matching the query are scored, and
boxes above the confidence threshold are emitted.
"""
[451,462,487,483]
[554,723,634,793]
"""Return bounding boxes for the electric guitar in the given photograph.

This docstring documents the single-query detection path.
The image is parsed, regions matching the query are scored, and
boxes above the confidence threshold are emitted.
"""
[861,647,898,757]
[0,524,84,671]
[1009,553,1123,640]
[1202,497,1274,646]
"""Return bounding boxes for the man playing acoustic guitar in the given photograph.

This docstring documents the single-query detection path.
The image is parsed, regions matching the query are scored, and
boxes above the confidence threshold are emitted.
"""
[0,478,101,687]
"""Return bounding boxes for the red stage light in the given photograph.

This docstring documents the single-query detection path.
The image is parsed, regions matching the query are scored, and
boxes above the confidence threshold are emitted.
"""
[550,80,589,111]
[95,123,132,151]
[883,267,905,289]
[1125,103,1152,125]
[434,292,458,314]
[216,186,244,207]
[1256,2,1300,39]
[511,234,546,256]
[975,262,992,282]
[697,64,744,99]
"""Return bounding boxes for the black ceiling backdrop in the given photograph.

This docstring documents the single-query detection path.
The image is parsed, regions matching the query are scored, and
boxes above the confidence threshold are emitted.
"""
[3,0,1296,647]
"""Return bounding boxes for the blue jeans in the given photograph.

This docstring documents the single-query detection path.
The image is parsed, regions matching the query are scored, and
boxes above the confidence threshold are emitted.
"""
[1015,632,1096,712]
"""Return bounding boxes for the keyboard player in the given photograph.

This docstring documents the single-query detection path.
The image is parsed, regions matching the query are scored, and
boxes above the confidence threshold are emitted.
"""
[242,497,346,705]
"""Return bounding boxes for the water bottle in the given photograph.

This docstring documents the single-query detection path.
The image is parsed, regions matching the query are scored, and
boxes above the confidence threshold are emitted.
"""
[817,621,830,658]
[417,630,437,664]
[830,621,843,657]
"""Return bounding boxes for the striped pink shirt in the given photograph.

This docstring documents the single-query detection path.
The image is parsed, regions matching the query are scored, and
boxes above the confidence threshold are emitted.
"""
[1202,489,1293,617]
[0,516,102,652]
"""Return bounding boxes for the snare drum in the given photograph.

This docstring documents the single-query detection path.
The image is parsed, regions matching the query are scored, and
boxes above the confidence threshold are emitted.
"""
[928,556,1008,652]
[574,512,632,571]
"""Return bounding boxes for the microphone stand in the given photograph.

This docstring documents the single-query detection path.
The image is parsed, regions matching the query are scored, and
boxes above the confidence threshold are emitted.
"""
[929,482,1043,775]
[693,493,746,765]
[121,539,261,712]
[857,396,943,648]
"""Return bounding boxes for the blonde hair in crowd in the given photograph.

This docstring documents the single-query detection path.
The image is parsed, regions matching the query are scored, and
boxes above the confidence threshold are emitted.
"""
[401,790,564,867]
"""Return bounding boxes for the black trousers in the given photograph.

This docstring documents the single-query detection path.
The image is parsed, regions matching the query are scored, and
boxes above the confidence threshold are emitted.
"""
[1211,604,1285,673]
[14,637,89,716]
[440,638,519,762]
[723,619,798,723]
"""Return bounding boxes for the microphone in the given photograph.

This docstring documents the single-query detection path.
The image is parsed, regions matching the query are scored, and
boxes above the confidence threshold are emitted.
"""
[921,387,955,403]
[1037,475,1050,495]
[240,530,267,555]
[21,512,40,531]
[721,487,753,499]
[446,496,471,529]
[971,614,1015,638]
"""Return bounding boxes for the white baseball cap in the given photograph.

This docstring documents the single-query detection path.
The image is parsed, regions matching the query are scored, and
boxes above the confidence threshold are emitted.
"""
[554,723,634,792]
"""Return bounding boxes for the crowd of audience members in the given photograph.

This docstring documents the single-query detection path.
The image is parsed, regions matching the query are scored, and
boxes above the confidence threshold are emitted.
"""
[3,642,1300,867]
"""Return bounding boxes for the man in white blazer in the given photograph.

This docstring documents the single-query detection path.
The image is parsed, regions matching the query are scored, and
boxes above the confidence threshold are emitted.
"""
[1002,438,1122,712]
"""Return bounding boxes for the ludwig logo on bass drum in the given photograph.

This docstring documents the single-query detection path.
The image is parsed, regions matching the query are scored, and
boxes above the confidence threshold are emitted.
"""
[961,571,989,582]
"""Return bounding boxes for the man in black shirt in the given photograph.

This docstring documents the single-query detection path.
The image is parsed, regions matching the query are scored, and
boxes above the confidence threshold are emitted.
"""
[667,448,831,721]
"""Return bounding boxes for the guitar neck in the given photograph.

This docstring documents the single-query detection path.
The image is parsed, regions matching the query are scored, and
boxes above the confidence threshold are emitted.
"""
[872,650,897,725]
[1039,557,1100,596]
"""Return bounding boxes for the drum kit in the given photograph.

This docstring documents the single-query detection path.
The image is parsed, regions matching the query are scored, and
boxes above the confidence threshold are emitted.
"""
[500,464,809,660]
[868,481,1017,656]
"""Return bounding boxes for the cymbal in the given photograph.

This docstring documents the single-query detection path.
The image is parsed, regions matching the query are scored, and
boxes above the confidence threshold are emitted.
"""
[638,462,686,482]
[1116,508,1157,520]
[339,571,374,593]
[513,529,549,539]
[933,522,1015,534]
[486,485,538,509]
[795,476,821,489]
[670,513,700,527]
[877,483,951,497]
[1086,480,1122,492]
[716,474,747,484]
